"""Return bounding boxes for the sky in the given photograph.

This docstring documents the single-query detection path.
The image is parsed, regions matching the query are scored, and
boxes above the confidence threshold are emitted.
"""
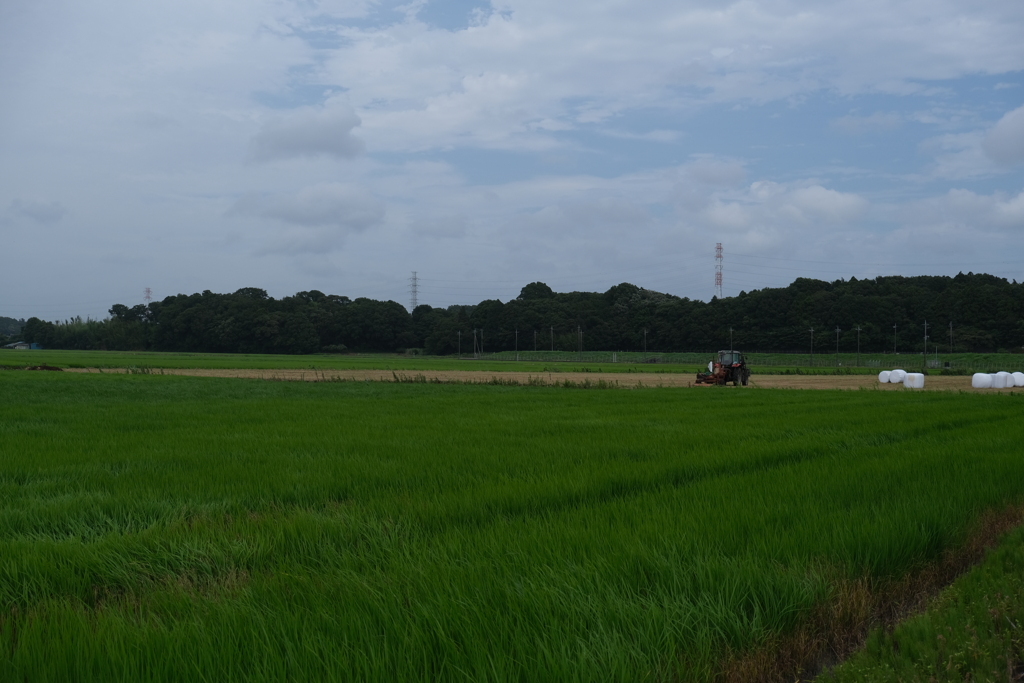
[2,0,1024,321]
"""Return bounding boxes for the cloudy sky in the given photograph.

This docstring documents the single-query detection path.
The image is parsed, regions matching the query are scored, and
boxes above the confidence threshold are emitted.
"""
[2,0,1024,320]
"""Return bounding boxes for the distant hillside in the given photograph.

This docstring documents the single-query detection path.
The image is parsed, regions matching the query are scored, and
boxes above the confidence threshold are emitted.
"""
[0,316,25,337]
[16,272,1024,354]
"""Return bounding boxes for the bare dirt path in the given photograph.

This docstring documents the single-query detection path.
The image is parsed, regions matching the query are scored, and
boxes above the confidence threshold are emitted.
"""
[62,367,1002,391]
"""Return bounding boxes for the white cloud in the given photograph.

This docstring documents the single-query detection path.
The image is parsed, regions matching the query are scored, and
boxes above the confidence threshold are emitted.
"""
[903,188,1024,230]
[682,156,746,187]
[699,181,866,236]
[231,182,384,254]
[233,182,383,228]
[511,198,653,238]
[4,0,1024,316]
[9,199,66,224]
[920,104,1024,177]
[317,1,1024,152]
[994,192,1024,225]
[983,104,1024,165]
[248,104,365,162]
[598,129,681,143]
[704,201,750,231]
[831,111,902,134]
[412,213,469,239]
[787,186,867,222]
[922,131,995,179]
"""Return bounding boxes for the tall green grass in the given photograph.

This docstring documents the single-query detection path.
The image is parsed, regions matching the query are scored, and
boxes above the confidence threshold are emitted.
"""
[1,373,1023,680]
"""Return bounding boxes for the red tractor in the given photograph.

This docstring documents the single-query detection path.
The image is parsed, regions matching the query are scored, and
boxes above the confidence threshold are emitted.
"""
[695,350,750,386]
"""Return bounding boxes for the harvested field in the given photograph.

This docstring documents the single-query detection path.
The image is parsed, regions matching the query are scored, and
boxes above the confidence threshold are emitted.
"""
[65,366,1004,391]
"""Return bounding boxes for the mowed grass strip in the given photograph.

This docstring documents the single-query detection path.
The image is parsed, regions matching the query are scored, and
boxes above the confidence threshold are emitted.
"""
[1,349,696,374]
[0,373,1022,681]
[4,348,1023,374]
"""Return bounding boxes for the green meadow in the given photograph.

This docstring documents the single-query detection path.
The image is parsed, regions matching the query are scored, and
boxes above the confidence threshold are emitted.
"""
[1,372,1023,680]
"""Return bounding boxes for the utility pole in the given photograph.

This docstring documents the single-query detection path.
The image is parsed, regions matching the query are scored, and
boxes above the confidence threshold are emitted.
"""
[835,326,841,367]
[729,326,733,352]
[643,328,647,359]
[809,327,814,367]
[550,326,554,352]
[515,328,519,359]
[577,325,582,361]
[949,321,953,354]
[480,329,484,355]
[893,323,897,354]
[855,326,862,367]
[534,330,537,352]
[473,329,478,358]
[458,330,461,359]
[923,320,929,368]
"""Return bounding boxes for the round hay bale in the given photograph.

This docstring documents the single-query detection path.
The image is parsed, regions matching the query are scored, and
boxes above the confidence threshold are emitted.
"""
[903,373,925,389]
[972,373,993,389]
[878,370,891,383]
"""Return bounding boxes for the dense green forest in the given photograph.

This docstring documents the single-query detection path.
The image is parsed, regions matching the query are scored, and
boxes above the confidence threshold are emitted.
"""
[0,316,25,337]
[6,273,1024,354]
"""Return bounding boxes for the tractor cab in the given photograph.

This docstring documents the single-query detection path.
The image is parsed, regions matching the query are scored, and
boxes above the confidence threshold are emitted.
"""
[718,350,744,366]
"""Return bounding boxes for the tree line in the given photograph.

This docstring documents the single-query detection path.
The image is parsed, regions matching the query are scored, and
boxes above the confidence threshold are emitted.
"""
[0,316,26,338]
[7,273,1024,355]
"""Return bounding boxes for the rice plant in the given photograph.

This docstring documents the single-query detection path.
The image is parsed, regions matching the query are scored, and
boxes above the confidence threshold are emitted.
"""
[1,372,1022,681]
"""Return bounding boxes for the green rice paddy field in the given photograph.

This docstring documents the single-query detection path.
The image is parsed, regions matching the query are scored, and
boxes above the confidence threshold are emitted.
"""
[2,371,1024,681]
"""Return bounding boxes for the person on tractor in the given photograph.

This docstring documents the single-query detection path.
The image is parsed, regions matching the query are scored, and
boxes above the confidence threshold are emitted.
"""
[695,350,750,386]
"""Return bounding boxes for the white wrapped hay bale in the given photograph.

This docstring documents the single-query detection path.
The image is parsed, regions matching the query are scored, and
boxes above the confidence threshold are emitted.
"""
[972,373,993,389]
[903,373,925,389]
[1013,372,1024,387]
[878,370,891,383]
[995,371,1012,388]
[889,369,907,383]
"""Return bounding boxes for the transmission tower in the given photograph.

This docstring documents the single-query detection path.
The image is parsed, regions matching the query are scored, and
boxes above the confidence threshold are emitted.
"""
[409,271,418,311]
[144,287,152,303]
[714,243,723,299]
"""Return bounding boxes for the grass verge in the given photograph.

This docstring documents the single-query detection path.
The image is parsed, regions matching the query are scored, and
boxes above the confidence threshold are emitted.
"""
[816,516,1024,681]
[720,506,1024,681]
